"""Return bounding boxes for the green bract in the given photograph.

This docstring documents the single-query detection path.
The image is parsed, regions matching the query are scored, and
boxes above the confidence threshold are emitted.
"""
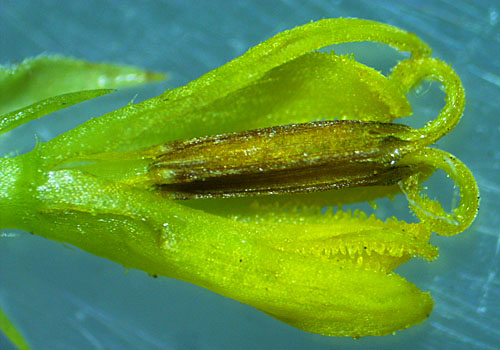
[0,18,478,343]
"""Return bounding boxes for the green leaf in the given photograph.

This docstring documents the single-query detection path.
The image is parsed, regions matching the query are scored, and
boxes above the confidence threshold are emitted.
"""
[0,89,113,135]
[0,54,165,115]
[0,307,30,350]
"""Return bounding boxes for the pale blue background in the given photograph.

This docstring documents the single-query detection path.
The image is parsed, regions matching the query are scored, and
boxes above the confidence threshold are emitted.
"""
[1,1,499,349]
